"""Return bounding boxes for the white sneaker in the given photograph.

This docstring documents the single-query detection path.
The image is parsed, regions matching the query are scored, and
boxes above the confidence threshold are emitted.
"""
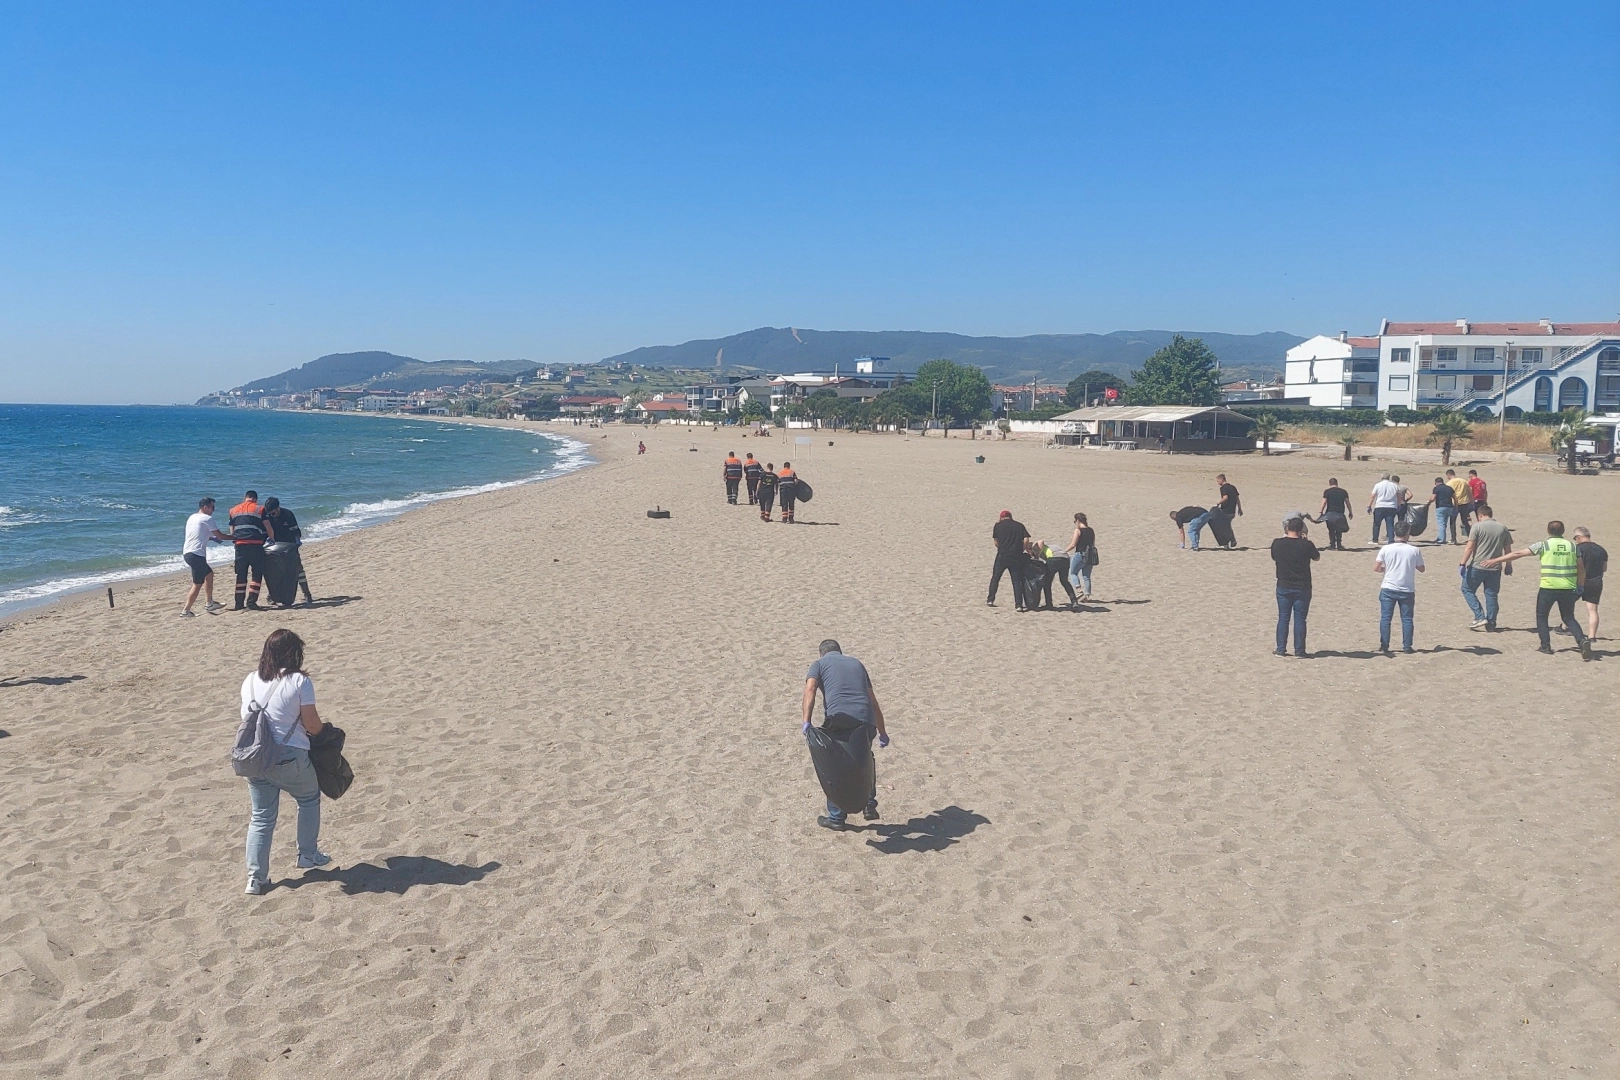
[297,851,332,869]
[206,600,224,611]
[245,876,269,895]
[179,609,196,617]
[1469,619,1487,631]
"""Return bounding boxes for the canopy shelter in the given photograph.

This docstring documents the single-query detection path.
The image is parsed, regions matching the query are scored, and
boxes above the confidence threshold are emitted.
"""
[1051,405,1258,452]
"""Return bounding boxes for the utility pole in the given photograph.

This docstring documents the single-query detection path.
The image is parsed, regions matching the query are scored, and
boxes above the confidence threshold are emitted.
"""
[1500,340,1513,444]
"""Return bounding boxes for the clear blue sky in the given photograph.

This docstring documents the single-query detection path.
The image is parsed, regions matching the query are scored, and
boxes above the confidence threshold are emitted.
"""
[2,2,1616,403]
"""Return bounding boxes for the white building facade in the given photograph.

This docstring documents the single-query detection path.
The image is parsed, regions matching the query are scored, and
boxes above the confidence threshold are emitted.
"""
[1289,320,1620,417]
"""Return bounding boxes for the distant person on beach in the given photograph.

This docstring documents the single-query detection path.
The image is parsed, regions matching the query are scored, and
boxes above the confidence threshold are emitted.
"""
[1374,522,1425,654]
[1368,474,1400,545]
[1458,504,1511,632]
[1486,521,1593,660]
[1026,537,1078,611]
[987,510,1030,609]
[1426,475,1456,544]
[756,463,778,522]
[1062,512,1096,599]
[776,462,799,523]
[263,497,315,607]
[181,497,232,617]
[1573,526,1605,642]
[637,441,646,455]
[723,452,743,504]
[229,490,269,610]
[1447,469,1475,538]
[1317,478,1352,550]
[743,453,763,504]
[802,639,888,830]
[241,629,330,894]
[1271,516,1319,657]
[1170,505,1210,550]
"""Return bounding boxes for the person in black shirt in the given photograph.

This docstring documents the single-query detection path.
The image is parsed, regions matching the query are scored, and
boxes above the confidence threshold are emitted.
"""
[1317,478,1353,550]
[1426,476,1455,545]
[1170,505,1211,550]
[1211,474,1242,549]
[263,497,314,606]
[742,454,763,504]
[1574,526,1606,641]
[988,511,1031,609]
[1270,517,1319,657]
[756,464,778,522]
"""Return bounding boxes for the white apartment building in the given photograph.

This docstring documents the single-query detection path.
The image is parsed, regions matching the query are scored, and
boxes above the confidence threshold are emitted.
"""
[1289,320,1620,416]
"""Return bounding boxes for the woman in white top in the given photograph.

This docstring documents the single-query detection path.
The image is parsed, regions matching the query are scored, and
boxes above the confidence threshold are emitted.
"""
[241,629,329,894]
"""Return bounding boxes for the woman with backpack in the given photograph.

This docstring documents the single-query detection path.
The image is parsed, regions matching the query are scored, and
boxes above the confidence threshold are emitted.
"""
[240,629,329,894]
[1063,512,1098,601]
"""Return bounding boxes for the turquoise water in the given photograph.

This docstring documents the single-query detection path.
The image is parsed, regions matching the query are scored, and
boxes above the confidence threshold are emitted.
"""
[0,405,588,613]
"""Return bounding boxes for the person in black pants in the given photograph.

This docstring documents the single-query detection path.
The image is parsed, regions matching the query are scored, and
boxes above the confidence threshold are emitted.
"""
[1027,540,1079,610]
[743,453,763,504]
[777,462,799,523]
[756,464,778,522]
[987,510,1030,609]
[722,452,743,504]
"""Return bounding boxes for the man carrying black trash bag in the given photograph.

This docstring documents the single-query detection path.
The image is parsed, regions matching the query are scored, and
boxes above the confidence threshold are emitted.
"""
[801,640,889,831]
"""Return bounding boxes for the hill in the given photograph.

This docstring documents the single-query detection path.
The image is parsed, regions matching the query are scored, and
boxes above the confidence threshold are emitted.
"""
[602,327,1303,384]
[234,352,537,395]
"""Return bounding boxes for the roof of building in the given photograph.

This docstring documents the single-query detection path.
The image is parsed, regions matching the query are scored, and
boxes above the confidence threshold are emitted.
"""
[1347,336,1380,348]
[1382,321,1620,337]
[557,395,623,406]
[1052,405,1256,423]
[638,399,688,411]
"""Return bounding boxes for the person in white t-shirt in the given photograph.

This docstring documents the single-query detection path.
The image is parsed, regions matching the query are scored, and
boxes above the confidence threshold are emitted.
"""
[1374,522,1426,654]
[1367,475,1401,545]
[181,497,233,616]
[241,630,329,894]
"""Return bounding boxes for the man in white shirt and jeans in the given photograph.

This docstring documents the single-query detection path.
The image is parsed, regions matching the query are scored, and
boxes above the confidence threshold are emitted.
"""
[1368,474,1401,546]
[1375,521,1426,653]
[181,496,233,617]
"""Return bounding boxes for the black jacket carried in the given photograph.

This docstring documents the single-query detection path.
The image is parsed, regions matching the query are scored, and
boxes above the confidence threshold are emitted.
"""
[308,724,354,799]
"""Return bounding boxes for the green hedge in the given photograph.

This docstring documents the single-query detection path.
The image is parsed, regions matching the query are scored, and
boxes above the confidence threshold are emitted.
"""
[1239,405,1387,428]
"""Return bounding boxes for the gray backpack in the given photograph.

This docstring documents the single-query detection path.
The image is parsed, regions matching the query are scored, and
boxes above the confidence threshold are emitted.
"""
[230,700,284,778]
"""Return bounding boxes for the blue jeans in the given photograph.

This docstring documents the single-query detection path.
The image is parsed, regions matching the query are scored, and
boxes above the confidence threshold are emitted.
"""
[826,777,879,825]
[1068,550,1092,595]
[1379,588,1415,650]
[245,747,321,882]
[1460,565,1500,625]
[1275,587,1311,654]
[1434,506,1454,544]
[1186,512,1210,550]
[1372,507,1397,544]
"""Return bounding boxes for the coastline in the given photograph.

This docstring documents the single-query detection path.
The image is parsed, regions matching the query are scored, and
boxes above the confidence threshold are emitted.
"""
[0,413,592,622]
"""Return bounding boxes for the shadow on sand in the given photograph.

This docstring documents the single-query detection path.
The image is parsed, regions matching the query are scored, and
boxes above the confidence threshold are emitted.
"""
[862,805,990,854]
[1311,644,1503,660]
[288,595,363,610]
[0,675,87,687]
[279,856,500,895]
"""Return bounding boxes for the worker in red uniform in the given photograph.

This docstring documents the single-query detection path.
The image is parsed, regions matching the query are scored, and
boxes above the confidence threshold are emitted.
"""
[777,461,799,523]
[743,453,763,504]
[228,490,269,610]
[723,452,743,504]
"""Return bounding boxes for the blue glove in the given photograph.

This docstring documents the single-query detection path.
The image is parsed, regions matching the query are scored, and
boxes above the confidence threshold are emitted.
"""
[878,733,890,748]
[802,721,812,735]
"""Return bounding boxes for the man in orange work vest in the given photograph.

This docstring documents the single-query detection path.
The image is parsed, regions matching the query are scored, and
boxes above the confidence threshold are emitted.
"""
[722,452,743,504]
[228,490,269,610]
[777,462,799,523]
[743,453,763,504]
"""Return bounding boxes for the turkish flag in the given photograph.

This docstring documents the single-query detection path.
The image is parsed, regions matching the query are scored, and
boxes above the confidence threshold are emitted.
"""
[1104,387,1119,400]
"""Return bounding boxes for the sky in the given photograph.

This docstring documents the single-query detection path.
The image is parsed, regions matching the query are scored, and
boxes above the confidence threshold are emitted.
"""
[1,2,1616,403]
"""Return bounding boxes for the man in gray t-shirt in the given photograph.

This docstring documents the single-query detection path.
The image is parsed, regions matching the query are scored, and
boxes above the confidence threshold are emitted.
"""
[802,640,889,829]
[1459,503,1512,631]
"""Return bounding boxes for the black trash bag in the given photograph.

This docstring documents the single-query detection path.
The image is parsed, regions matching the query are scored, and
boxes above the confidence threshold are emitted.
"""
[805,721,874,815]
[1402,503,1429,538]
[796,480,813,503]
[308,723,354,799]
[1206,510,1236,548]
[262,542,302,606]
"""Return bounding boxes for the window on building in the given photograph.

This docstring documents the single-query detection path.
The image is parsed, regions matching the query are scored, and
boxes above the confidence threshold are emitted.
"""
[1435,374,1457,391]
[1472,375,1496,391]
[1521,348,1543,366]
[1473,347,1495,365]
[1419,347,1433,365]
[1598,348,1620,372]
[1390,348,1411,364]
[1435,348,1458,365]
[1388,375,1410,391]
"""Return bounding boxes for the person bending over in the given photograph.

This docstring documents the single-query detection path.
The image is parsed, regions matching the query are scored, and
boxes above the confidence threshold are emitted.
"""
[802,640,888,830]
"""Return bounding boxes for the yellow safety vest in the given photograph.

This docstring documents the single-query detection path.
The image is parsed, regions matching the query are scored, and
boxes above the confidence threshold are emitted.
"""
[1538,537,1578,590]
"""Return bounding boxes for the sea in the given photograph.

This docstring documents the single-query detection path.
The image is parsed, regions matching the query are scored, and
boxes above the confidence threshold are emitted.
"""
[0,405,589,615]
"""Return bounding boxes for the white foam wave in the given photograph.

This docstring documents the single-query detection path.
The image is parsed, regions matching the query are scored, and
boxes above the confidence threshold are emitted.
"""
[0,430,591,616]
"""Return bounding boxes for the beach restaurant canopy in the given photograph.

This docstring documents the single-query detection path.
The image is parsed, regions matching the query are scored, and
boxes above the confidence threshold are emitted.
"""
[1052,405,1258,452]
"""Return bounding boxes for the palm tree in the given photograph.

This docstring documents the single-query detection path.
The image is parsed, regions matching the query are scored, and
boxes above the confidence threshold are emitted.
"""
[1424,411,1473,466]
[1250,414,1282,455]
[1338,429,1361,461]
[1551,409,1598,474]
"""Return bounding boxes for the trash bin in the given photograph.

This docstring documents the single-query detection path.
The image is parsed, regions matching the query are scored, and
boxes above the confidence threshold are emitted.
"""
[262,542,302,606]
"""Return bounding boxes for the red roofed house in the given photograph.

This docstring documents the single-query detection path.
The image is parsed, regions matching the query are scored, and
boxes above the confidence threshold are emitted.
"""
[556,394,623,415]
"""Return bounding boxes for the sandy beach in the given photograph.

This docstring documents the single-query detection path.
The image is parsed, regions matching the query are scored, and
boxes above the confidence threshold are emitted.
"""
[2,425,1616,1078]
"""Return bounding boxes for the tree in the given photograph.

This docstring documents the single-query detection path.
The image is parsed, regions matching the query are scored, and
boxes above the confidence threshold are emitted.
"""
[1338,430,1361,461]
[1064,369,1126,407]
[911,359,992,426]
[1251,414,1282,455]
[739,399,769,422]
[1424,411,1473,466]
[1125,336,1221,406]
[1551,409,1598,474]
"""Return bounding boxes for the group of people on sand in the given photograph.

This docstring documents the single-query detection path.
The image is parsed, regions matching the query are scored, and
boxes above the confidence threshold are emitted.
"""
[1262,469,1604,661]
[182,490,313,616]
[1168,473,1245,550]
[987,509,1100,611]
[722,451,802,523]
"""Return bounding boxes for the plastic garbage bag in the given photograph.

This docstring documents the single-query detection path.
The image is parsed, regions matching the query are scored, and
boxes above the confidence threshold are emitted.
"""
[805,721,874,815]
